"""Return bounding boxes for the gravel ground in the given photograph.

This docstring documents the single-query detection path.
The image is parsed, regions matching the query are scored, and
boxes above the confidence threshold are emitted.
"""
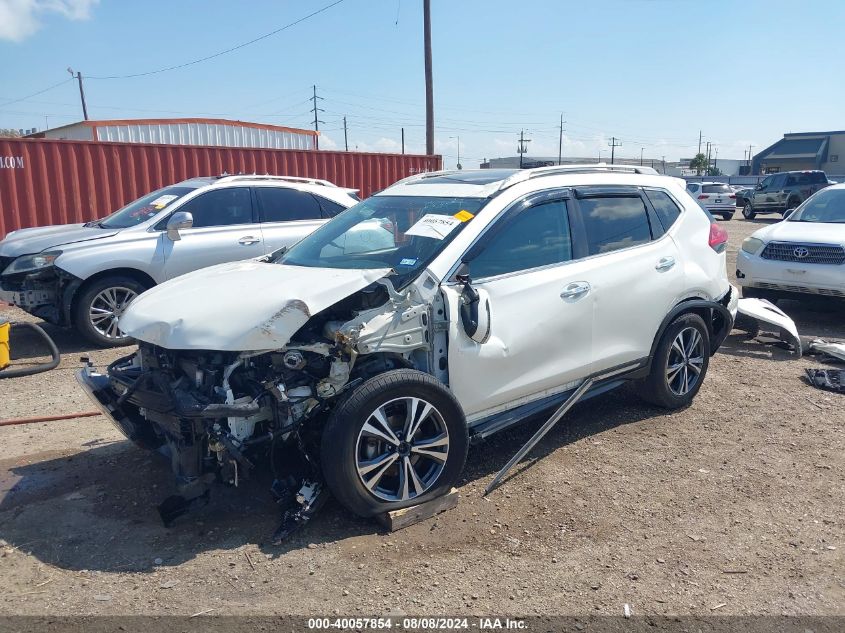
[0,216,842,617]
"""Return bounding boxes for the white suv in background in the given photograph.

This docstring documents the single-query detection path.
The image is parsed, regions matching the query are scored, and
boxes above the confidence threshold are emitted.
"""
[0,175,359,346]
[78,165,738,529]
[737,183,845,299]
[686,181,736,220]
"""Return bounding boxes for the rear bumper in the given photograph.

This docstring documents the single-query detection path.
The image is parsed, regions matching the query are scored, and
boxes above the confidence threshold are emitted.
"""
[736,250,845,298]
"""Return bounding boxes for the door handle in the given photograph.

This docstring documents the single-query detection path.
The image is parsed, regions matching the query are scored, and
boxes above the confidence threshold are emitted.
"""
[560,281,591,300]
[655,256,676,272]
[238,235,261,245]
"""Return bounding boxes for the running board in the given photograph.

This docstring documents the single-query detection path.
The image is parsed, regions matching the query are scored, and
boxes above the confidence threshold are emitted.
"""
[484,378,595,495]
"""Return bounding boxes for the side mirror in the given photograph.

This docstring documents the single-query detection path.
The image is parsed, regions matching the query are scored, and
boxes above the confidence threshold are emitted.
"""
[755,183,763,191]
[456,263,491,344]
[783,208,796,220]
[166,211,193,241]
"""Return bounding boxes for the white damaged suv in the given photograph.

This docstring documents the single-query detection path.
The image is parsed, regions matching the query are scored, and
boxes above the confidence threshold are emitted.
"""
[77,165,737,530]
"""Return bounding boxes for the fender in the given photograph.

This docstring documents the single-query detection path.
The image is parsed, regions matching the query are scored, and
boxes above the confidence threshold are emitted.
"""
[647,298,734,368]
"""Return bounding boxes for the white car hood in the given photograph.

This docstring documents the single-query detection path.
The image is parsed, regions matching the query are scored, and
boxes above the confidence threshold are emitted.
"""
[755,220,845,245]
[120,261,391,351]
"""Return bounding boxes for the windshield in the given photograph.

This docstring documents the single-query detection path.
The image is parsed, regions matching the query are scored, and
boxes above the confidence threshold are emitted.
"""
[97,186,195,229]
[788,188,845,223]
[280,195,486,284]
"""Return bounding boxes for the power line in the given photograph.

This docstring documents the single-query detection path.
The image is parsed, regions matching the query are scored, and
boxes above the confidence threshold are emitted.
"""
[0,78,73,108]
[87,0,347,79]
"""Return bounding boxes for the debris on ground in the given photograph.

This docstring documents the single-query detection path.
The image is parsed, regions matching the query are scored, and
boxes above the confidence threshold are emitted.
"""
[735,298,802,356]
[804,368,845,393]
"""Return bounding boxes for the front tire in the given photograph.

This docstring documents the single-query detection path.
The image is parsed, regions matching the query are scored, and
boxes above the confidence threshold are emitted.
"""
[74,276,147,347]
[637,313,711,409]
[321,369,469,517]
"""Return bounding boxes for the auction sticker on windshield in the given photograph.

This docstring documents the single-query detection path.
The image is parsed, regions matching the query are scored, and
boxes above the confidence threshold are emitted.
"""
[405,214,462,239]
[150,194,179,209]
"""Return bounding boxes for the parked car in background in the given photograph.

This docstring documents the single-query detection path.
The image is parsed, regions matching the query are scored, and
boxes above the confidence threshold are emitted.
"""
[78,164,737,524]
[742,170,832,219]
[733,185,755,208]
[737,183,845,299]
[685,182,736,220]
[0,175,359,346]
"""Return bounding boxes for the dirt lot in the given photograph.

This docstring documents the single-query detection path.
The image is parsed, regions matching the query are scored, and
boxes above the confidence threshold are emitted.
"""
[0,216,842,617]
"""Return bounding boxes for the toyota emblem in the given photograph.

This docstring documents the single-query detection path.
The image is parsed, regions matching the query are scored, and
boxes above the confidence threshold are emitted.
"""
[794,246,810,259]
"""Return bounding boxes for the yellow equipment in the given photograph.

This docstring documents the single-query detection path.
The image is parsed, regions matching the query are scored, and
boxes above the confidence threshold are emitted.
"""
[0,319,60,379]
[0,318,9,371]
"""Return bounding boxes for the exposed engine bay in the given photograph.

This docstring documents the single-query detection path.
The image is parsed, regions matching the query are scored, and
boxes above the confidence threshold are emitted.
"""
[78,275,447,541]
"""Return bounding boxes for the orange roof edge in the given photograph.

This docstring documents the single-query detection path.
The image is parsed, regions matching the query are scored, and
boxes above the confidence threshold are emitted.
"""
[78,117,318,136]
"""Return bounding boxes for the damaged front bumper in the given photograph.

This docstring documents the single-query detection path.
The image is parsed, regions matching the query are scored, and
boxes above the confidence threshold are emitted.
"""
[0,268,81,325]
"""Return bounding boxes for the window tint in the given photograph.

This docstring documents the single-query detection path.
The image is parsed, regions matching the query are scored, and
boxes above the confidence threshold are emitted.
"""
[702,184,731,193]
[471,200,572,279]
[256,187,323,222]
[686,183,698,192]
[181,188,253,228]
[579,196,652,255]
[316,196,346,217]
[645,189,682,230]
[809,172,827,184]
[760,176,773,189]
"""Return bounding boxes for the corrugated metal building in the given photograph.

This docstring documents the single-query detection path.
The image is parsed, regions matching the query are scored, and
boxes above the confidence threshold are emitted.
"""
[27,118,317,151]
[0,137,441,236]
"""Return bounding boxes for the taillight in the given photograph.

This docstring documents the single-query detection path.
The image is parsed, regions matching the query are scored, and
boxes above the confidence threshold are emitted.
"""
[729,194,736,199]
[709,221,728,253]
[698,194,709,199]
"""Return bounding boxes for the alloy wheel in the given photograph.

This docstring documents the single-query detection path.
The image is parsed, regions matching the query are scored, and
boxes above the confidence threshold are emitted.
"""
[666,326,705,396]
[355,396,450,502]
[89,286,138,340]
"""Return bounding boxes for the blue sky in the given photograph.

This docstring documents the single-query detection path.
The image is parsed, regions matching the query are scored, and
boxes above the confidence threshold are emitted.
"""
[1,0,842,168]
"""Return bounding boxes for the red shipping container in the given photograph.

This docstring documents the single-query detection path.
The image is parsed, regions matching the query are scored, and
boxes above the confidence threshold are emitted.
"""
[0,138,441,238]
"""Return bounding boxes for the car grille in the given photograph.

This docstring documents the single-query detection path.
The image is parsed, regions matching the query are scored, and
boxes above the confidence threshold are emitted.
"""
[753,282,845,298]
[760,242,845,265]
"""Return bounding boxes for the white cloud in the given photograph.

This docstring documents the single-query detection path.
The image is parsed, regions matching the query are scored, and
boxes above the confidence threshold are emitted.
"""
[318,132,338,150]
[0,0,98,42]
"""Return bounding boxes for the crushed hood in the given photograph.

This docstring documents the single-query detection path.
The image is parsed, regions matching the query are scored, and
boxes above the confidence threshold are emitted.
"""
[755,220,845,246]
[120,261,391,351]
[0,223,120,258]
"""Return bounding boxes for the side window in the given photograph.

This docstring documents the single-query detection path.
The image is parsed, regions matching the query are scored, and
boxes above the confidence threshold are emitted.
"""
[315,196,346,217]
[644,189,682,230]
[256,187,322,222]
[579,195,652,256]
[686,183,698,192]
[181,188,253,228]
[760,176,774,190]
[786,175,798,186]
[470,199,572,279]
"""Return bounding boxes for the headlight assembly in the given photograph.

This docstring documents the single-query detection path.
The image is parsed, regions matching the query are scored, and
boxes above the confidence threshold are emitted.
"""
[1,251,62,276]
[741,237,764,255]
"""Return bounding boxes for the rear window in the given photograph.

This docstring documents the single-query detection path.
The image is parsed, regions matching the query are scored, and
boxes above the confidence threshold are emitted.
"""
[702,184,731,194]
[644,189,682,230]
[809,172,827,184]
[579,196,653,255]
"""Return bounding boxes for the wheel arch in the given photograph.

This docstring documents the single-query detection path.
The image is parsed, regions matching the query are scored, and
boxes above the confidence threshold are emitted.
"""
[68,268,157,325]
[646,297,733,371]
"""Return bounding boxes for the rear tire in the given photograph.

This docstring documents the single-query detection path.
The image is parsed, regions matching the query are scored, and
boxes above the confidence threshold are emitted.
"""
[321,369,469,517]
[721,212,734,221]
[74,275,148,347]
[742,203,756,220]
[637,313,711,409]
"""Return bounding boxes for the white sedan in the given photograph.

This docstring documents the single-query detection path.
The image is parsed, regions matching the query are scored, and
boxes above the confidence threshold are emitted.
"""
[737,184,845,299]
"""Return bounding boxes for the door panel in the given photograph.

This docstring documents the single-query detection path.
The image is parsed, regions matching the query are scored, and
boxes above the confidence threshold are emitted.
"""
[162,187,263,279]
[445,194,593,418]
[444,261,594,419]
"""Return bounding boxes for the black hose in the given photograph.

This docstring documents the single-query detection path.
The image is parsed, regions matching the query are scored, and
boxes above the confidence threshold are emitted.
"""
[0,322,61,379]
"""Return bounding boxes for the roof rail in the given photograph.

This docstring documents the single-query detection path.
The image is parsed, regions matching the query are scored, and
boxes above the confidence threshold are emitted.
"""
[390,169,462,186]
[215,174,338,187]
[497,163,661,191]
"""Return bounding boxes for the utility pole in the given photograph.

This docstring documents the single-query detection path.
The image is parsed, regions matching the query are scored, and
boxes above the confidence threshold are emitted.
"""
[401,128,405,154]
[558,114,565,165]
[423,0,434,155]
[608,137,621,165]
[449,135,461,169]
[705,141,711,175]
[67,67,88,120]
[640,147,644,166]
[662,156,666,174]
[310,85,324,150]
[747,144,754,167]
[342,116,348,151]
[517,130,531,168]
[698,130,702,156]
[714,148,718,173]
